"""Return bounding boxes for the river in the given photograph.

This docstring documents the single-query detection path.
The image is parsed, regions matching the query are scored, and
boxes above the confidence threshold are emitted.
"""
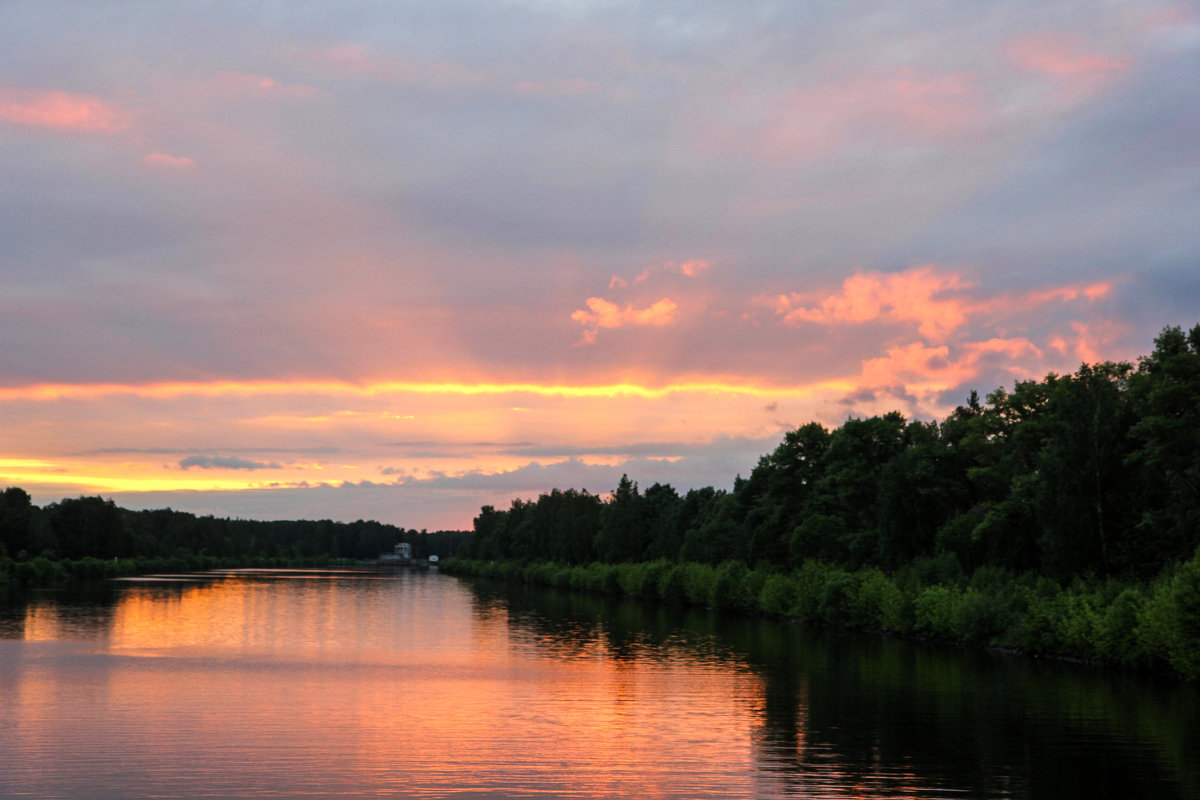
[0,568,1196,799]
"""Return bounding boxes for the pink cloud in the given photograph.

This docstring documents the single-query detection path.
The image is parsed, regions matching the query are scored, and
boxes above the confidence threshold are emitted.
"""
[143,152,196,169]
[1007,34,1129,77]
[609,258,713,289]
[973,279,1115,320]
[772,268,1116,342]
[301,43,483,88]
[860,341,956,387]
[552,77,596,95]
[859,337,1042,399]
[0,88,131,132]
[773,266,973,340]
[307,43,397,78]
[571,297,679,344]
[668,259,711,278]
[210,72,325,100]
[1048,320,1126,364]
[732,67,993,163]
[1023,280,1114,305]
[885,68,988,139]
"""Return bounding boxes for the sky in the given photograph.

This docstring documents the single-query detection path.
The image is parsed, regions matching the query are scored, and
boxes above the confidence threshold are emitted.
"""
[2,1,1199,531]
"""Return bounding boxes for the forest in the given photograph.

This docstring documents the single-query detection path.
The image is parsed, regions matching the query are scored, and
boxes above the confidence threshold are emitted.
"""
[0,491,468,582]
[449,324,1200,678]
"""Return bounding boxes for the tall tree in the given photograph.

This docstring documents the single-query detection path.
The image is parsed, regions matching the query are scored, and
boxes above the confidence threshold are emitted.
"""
[1127,324,1200,569]
[594,475,646,562]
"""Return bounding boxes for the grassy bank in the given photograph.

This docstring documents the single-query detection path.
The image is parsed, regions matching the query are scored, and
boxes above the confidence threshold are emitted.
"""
[443,552,1200,681]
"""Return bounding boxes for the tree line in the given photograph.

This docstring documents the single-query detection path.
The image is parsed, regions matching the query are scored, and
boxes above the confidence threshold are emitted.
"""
[459,324,1200,583]
[448,325,1200,678]
[0,490,469,581]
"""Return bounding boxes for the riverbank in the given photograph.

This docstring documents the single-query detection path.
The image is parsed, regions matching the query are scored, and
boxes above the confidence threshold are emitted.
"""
[443,554,1200,681]
[0,553,355,585]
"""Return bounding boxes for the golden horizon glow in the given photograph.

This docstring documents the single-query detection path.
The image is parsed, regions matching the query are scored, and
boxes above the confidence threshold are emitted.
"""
[0,468,284,494]
[0,376,860,403]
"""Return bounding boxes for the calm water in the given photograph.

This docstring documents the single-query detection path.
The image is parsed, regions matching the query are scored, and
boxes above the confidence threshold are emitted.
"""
[0,569,1196,799]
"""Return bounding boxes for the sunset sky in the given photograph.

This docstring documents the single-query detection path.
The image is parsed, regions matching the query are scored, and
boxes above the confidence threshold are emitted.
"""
[2,1,1198,530]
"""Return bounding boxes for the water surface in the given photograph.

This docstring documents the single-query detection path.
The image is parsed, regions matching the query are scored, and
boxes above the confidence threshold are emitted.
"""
[1,569,1196,799]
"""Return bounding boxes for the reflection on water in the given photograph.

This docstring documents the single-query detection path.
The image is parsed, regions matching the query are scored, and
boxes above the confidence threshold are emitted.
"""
[0,571,1196,799]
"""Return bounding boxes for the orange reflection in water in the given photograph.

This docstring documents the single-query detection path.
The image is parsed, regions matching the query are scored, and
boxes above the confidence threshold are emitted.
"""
[21,604,66,642]
[3,574,943,799]
[95,574,777,797]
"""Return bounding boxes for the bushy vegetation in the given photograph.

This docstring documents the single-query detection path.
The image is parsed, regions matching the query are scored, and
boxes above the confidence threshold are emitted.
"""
[444,549,1200,679]
[448,324,1200,679]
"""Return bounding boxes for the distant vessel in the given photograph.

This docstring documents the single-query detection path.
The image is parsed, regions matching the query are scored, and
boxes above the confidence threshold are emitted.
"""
[377,542,413,565]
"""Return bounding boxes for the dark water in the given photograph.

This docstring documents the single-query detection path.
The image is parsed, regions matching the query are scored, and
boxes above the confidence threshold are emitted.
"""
[0,570,1196,799]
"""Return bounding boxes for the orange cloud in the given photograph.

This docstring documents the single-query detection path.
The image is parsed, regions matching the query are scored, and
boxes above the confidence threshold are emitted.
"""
[668,259,711,278]
[0,88,130,132]
[1007,34,1129,77]
[1023,280,1113,305]
[860,337,1042,397]
[571,297,679,344]
[0,376,860,511]
[773,269,1115,342]
[610,258,712,289]
[773,266,972,340]
[1048,319,1125,364]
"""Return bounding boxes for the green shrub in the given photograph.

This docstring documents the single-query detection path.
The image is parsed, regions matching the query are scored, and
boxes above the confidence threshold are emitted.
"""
[658,565,687,605]
[791,561,836,620]
[1137,553,1200,679]
[614,563,641,597]
[817,571,859,625]
[853,569,908,631]
[712,561,756,612]
[759,573,799,617]
[1008,581,1066,655]
[1056,591,1102,658]
[896,553,964,593]
[602,565,622,595]
[637,560,672,600]
[913,585,961,637]
[572,562,610,593]
[1096,587,1148,665]
[13,556,70,584]
[953,588,1008,643]
[682,562,718,606]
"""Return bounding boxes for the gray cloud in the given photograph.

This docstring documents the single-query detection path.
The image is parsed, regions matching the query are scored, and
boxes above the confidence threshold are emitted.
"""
[179,455,282,471]
[106,433,781,529]
[5,0,1198,527]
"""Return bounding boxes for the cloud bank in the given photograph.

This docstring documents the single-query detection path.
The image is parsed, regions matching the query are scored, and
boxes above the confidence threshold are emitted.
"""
[1,0,1197,528]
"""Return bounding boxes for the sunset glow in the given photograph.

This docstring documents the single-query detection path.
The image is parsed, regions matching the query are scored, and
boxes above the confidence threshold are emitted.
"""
[2,1,1197,528]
